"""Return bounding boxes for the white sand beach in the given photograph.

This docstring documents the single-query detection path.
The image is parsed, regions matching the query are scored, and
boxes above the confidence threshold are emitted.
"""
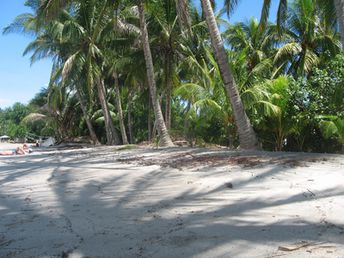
[0,146,343,257]
[0,143,24,151]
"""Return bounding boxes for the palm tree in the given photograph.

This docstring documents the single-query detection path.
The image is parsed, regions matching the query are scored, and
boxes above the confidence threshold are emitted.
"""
[258,0,287,30]
[176,45,231,145]
[260,0,344,55]
[3,2,101,144]
[149,0,180,130]
[38,0,175,146]
[224,18,278,87]
[256,76,296,151]
[33,0,121,145]
[199,0,259,149]
[274,0,341,77]
[137,1,174,147]
[61,1,122,145]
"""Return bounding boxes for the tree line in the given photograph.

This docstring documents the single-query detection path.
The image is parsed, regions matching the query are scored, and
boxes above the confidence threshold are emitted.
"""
[2,0,344,153]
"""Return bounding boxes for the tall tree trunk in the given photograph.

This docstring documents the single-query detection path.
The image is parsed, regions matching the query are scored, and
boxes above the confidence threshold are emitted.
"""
[335,0,344,49]
[148,94,152,142]
[165,51,172,130]
[75,88,100,145]
[138,1,174,147]
[200,0,259,150]
[114,72,129,145]
[128,91,134,144]
[96,78,121,145]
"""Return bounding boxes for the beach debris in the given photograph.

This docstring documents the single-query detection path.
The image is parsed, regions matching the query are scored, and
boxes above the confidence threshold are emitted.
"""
[303,188,316,198]
[278,241,316,251]
[225,182,233,189]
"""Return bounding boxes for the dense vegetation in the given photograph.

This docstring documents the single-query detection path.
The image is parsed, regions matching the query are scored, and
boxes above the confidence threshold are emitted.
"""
[2,0,344,153]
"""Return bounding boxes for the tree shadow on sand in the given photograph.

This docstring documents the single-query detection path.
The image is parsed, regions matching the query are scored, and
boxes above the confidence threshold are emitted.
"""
[0,147,343,257]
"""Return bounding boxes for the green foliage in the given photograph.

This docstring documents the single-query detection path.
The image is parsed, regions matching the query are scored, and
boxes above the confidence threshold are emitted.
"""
[0,103,31,138]
[307,54,344,117]
[318,116,344,152]
[274,0,340,77]
[4,0,344,152]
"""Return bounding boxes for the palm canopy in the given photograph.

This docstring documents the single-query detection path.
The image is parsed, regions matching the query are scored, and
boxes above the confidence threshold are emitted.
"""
[274,0,341,77]
[224,18,278,88]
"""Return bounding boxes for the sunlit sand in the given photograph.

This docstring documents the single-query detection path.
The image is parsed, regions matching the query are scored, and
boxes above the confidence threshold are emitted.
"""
[0,146,343,257]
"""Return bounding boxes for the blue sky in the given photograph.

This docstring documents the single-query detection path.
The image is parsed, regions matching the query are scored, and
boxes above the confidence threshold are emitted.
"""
[0,1,52,109]
[0,0,278,109]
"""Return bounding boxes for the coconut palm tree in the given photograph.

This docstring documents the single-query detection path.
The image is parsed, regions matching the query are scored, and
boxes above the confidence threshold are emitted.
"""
[199,0,259,149]
[224,18,279,88]
[38,0,175,147]
[137,1,174,147]
[274,0,341,77]
[176,44,231,144]
[174,1,263,148]
[3,2,101,144]
[60,1,122,145]
[148,0,181,130]
[259,0,344,54]
[256,76,296,151]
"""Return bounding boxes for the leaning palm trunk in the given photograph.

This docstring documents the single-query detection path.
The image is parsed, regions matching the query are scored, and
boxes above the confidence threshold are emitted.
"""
[75,88,100,145]
[96,78,121,145]
[138,1,174,147]
[165,52,172,130]
[335,0,344,49]
[114,72,129,145]
[200,0,259,150]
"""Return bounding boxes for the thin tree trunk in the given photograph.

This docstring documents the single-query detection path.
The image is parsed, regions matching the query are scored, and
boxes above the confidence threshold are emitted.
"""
[335,0,344,49]
[75,88,100,145]
[184,101,192,146]
[138,1,174,147]
[114,72,129,145]
[148,94,152,142]
[127,91,134,144]
[201,0,259,150]
[96,78,121,145]
[165,52,172,130]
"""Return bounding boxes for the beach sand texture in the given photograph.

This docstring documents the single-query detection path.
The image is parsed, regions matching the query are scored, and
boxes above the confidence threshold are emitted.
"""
[0,146,343,257]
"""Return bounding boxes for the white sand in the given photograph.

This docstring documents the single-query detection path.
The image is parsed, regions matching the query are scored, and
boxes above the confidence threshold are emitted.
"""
[0,143,23,151]
[0,146,343,257]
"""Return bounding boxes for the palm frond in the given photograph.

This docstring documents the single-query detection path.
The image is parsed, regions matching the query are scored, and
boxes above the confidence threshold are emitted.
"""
[22,113,48,123]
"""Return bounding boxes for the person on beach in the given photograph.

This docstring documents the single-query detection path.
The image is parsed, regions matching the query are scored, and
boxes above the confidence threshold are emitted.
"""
[0,144,32,156]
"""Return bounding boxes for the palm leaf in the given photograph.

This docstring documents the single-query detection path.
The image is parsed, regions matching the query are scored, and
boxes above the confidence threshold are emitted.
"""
[22,113,48,123]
